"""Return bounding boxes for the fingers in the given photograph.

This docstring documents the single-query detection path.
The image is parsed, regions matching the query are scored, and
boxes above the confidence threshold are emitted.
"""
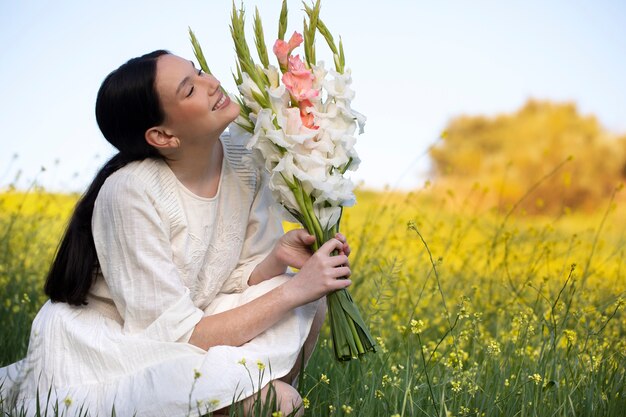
[297,229,315,242]
[335,233,351,257]
[320,238,344,255]
[330,277,352,290]
[328,254,349,267]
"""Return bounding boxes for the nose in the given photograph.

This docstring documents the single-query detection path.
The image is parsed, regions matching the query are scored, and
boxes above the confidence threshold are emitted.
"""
[201,73,221,94]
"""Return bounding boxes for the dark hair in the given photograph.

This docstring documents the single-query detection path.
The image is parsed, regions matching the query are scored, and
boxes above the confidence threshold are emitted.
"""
[45,49,170,305]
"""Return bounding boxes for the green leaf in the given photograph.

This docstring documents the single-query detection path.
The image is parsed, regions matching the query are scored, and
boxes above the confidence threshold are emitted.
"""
[253,7,270,68]
[278,0,288,40]
[188,27,212,75]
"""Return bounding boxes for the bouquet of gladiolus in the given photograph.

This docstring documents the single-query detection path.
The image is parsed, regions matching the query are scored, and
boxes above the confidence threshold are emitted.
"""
[189,0,375,361]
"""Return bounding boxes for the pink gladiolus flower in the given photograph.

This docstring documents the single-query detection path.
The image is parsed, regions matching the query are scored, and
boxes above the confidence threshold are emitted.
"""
[287,54,307,73]
[273,31,304,69]
[282,55,319,102]
[299,99,318,129]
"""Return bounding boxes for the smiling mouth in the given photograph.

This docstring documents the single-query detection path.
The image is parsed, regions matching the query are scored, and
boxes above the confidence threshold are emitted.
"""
[212,93,230,111]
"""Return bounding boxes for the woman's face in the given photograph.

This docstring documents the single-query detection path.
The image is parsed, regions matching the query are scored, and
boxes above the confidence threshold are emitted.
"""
[154,54,239,143]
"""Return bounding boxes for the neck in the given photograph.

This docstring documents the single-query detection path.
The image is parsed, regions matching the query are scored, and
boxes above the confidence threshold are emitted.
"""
[166,133,223,198]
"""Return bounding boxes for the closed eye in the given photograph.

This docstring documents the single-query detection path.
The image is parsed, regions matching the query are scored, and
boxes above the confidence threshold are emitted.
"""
[186,69,204,97]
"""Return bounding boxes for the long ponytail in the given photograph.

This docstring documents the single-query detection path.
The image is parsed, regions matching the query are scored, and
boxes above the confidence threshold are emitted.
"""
[45,50,169,305]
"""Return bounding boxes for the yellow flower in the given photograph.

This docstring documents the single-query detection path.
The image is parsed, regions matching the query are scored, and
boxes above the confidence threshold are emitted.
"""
[302,397,310,409]
[272,412,284,417]
[375,337,388,354]
[528,373,542,385]
[256,360,266,371]
[320,373,330,384]
[342,404,353,414]
[63,397,72,407]
[193,369,202,380]
[410,319,425,334]
[563,330,577,345]
[486,340,501,357]
[238,358,247,365]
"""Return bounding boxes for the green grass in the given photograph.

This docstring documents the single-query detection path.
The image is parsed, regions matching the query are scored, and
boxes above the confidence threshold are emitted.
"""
[1,184,625,416]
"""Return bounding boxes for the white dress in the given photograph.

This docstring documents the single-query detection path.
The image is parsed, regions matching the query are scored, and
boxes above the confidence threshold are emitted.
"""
[0,132,319,416]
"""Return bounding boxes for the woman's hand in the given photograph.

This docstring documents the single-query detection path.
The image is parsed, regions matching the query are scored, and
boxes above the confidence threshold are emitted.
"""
[274,229,351,270]
[283,238,352,306]
[274,229,315,269]
[248,230,351,286]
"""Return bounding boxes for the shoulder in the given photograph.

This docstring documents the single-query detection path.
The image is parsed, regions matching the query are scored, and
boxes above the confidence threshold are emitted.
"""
[96,158,182,221]
[221,127,258,191]
[99,159,170,200]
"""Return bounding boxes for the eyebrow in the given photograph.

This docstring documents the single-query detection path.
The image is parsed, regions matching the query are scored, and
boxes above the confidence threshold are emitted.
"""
[175,61,197,95]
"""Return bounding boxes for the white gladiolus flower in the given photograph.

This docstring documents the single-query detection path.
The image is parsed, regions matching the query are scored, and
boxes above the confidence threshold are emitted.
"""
[263,65,281,88]
[267,84,290,113]
[324,69,356,101]
[311,62,327,91]
[238,72,264,97]
[314,205,342,230]
[269,170,300,211]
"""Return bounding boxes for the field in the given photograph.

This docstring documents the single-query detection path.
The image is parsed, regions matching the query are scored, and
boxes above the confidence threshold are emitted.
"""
[1,184,625,416]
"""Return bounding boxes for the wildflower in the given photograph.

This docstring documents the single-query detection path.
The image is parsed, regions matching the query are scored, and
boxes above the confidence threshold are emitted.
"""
[504,379,510,387]
[302,397,310,409]
[563,329,577,345]
[374,389,384,399]
[528,374,542,385]
[410,319,425,334]
[375,337,388,353]
[320,374,330,384]
[329,404,335,414]
[256,360,266,371]
[193,369,202,380]
[486,340,501,357]
[238,358,247,365]
[451,380,462,393]
[209,399,220,408]
[381,374,391,387]
[342,404,353,414]
[63,397,72,407]
[272,412,284,417]
[391,414,401,417]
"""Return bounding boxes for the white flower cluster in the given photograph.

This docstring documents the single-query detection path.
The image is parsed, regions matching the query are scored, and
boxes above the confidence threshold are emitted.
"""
[232,62,365,231]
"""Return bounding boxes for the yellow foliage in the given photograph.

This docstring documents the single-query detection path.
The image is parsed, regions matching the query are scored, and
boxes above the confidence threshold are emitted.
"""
[429,100,626,214]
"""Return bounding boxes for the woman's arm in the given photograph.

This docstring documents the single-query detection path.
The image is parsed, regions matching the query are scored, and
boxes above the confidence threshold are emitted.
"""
[188,238,351,350]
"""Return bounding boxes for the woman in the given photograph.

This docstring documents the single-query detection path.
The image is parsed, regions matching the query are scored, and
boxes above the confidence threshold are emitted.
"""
[0,50,352,416]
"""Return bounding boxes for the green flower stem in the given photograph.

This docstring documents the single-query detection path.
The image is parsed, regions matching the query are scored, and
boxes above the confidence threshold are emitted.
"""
[301,187,324,247]
[286,178,319,251]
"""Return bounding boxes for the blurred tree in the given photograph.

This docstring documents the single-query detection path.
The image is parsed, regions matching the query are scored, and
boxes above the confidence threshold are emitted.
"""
[429,100,626,214]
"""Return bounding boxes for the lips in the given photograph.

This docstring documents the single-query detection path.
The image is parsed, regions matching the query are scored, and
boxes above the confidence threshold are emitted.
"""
[212,93,230,111]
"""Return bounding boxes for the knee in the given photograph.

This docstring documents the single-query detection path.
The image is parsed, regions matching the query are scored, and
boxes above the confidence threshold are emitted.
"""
[273,380,303,416]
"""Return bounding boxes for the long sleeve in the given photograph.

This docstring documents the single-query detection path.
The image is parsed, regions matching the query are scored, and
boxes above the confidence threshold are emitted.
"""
[219,170,285,293]
[92,170,204,343]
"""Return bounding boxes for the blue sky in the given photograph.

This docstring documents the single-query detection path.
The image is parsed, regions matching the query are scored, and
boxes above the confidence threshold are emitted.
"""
[1,0,625,191]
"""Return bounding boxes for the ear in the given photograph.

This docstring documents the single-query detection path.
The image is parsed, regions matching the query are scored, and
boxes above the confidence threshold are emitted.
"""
[145,127,181,150]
